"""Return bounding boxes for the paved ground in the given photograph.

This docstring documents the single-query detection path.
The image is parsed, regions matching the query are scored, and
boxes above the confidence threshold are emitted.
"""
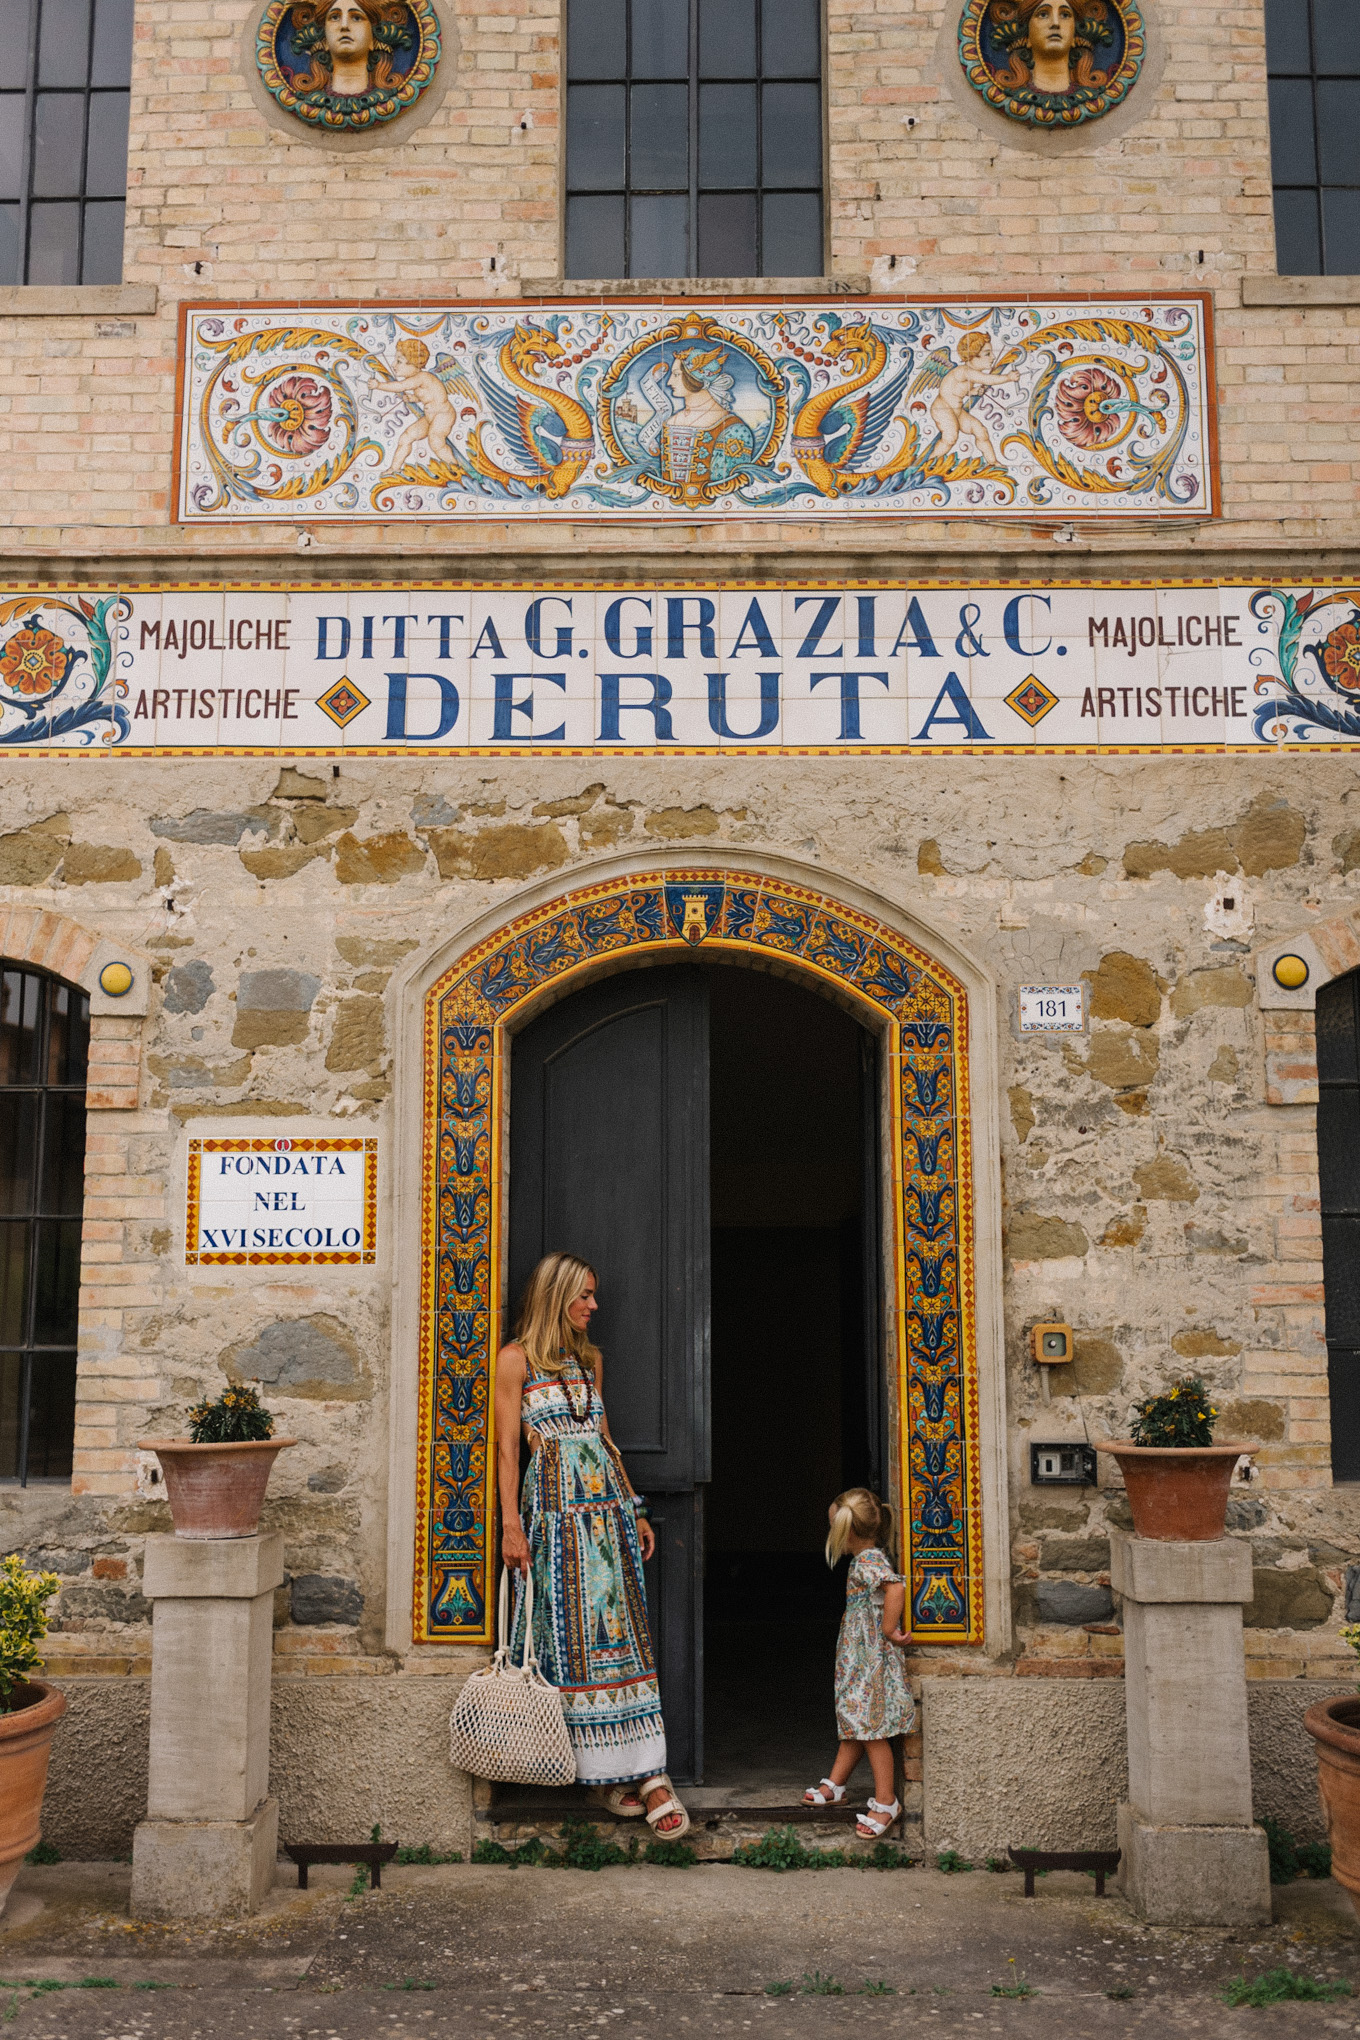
[0,1853,1358,2036]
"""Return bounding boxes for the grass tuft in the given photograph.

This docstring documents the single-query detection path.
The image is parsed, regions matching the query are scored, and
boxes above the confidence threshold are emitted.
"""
[1220,1967,1353,2007]
[802,1971,845,1995]
[763,1980,795,1997]
[23,1841,59,1867]
[394,1844,462,1865]
[935,1849,972,1874]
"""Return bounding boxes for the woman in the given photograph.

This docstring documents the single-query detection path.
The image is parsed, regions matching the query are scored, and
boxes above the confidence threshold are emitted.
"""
[992,0,1114,95]
[615,347,754,494]
[283,0,410,100]
[494,1252,690,1837]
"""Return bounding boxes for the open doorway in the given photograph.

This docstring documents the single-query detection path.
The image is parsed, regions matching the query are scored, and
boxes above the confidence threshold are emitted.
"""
[703,963,883,1799]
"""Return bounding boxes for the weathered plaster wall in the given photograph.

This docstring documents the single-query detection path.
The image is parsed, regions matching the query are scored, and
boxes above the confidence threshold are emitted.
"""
[3,746,1357,1725]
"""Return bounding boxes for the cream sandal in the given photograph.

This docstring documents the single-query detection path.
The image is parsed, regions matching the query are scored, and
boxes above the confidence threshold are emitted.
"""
[640,1773,691,1839]
[855,1798,900,1839]
[803,1778,847,1806]
[590,1784,645,1818]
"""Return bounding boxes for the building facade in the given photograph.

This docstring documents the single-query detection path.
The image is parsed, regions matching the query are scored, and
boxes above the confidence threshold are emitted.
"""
[2,0,1360,1858]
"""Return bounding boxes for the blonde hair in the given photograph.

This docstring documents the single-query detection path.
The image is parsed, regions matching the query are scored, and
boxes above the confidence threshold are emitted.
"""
[825,1487,896,1568]
[957,330,991,364]
[396,337,429,369]
[515,1251,600,1378]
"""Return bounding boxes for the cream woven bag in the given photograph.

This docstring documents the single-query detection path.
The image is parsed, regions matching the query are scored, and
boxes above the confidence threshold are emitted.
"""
[449,1569,576,1787]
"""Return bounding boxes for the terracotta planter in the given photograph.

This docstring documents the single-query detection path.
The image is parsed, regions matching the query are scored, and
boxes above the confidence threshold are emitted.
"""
[1304,1695,1360,1921]
[0,1680,67,1913]
[1093,1441,1252,1541]
[144,1438,296,1539]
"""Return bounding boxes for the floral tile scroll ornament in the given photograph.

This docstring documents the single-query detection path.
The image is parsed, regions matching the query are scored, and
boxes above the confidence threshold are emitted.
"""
[1250,589,1360,743]
[0,596,128,747]
[256,0,440,133]
[958,0,1146,129]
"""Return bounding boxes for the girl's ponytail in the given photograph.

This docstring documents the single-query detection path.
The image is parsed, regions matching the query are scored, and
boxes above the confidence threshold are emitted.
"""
[825,1486,894,1567]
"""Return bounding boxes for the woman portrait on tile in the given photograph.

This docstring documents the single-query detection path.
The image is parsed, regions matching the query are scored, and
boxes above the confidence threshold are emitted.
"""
[958,0,1143,129]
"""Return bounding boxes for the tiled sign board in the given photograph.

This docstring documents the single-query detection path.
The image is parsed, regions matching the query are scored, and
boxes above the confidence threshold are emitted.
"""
[186,1137,378,1266]
[3,581,1357,755]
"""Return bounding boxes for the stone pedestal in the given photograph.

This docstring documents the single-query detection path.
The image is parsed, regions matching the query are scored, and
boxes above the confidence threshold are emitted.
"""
[131,1533,284,1920]
[1111,1530,1270,1927]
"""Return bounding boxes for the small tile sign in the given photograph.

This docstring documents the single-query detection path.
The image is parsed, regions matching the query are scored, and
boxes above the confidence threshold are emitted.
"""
[186,1136,377,1265]
[1019,985,1086,1034]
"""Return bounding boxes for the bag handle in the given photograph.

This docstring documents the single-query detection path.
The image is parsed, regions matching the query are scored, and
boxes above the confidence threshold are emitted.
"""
[496,1565,538,1675]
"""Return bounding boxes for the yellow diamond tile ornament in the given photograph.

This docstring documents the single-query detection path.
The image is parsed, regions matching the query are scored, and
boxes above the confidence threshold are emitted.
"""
[1005,674,1059,728]
[316,676,371,730]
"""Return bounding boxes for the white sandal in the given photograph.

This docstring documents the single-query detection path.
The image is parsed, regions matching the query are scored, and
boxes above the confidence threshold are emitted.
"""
[640,1773,691,1840]
[855,1798,900,1839]
[802,1778,847,1806]
[590,1784,646,1818]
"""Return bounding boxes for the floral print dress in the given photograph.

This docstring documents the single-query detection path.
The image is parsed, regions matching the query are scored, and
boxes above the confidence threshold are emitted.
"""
[834,1547,915,1742]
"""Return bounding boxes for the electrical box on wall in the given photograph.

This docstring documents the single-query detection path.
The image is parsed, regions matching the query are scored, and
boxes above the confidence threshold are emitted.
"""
[1030,1322,1074,1365]
[1030,1441,1098,1486]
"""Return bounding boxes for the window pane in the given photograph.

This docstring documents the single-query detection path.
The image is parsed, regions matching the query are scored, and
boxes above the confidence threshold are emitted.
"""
[0,1223,28,1346]
[761,82,820,187]
[630,0,686,78]
[698,189,755,274]
[0,0,32,90]
[699,82,756,186]
[700,0,753,76]
[89,0,131,85]
[27,198,79,280]
[631,80,686,188]
[84,88,126,195]
[1274,184,1322,271]
[568,0,625,79]
[26,1352,75,1478]
[762,189,821,274]
[1323,187,1360,274]
[1317,79,1360,184]
[0,972,41,1086]
[32,90,84,194]
[0,1095,38,1217]
[80,196,121,280]
[0,1351,19,1480]
[1318,976,1360,1082]
[568,82,626,188]
[0,203,18,284]
[1330,1348,1360,1482]
[46,982,89,1088]
[762,0,819,77]
[1313,0,1359,69]
[1265,0,1311,72]
[37,0,88,85]
[33,1218,80,1347]
[629,191,686,275]
[567,192,625,275]
[1268,75,1316,185]
[39,1095,85,1215]
[1325,1214,1360,1344]
[0,94,23,200]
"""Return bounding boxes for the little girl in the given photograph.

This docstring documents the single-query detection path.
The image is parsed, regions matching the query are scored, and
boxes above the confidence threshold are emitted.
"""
[803,1487,914,1839]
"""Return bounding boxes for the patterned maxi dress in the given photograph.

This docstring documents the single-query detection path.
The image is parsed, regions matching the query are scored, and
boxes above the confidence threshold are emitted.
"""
[509,1365,667,1785]
[834,1548,916,1742]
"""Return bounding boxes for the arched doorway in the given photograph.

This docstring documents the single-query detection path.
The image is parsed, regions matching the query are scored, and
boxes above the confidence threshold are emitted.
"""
[407,863,1001,1722]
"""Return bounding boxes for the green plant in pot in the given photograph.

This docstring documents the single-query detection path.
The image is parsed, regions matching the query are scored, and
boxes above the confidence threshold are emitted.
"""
[1303,1626,1360,1924]
[0,1555,67,1913]
[1094,1375,1253,1541]
[144,1383,296,1541]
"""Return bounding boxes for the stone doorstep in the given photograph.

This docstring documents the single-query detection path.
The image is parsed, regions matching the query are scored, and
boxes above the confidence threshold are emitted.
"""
[479,1802,924,1863]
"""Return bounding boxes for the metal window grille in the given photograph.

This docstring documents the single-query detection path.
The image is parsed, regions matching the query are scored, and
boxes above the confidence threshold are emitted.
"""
[0,966,88,1484]
[565,0,824,280]
[1317,968,1360,1480]
[1266,0,1360,276]
[0,0,133,287]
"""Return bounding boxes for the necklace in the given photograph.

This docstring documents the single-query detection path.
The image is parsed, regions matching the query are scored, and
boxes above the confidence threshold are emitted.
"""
[558,1353,592,1423]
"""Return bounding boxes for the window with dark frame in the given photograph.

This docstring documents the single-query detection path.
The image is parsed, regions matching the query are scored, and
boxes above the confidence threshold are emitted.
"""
[566,0,823,281]
[1266,0,1360,276]
[0,966,87,1485]
[1317,968,1360,1480]
[0,0,134,288]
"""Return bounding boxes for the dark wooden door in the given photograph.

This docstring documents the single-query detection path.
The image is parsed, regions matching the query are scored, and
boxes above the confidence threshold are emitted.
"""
[509,965,710,1781]
[1318,969,1360,1480]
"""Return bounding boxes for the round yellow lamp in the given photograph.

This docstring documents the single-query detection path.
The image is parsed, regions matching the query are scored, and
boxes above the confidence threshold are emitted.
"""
[98,961,134,998]
[1272,953,1309,991]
